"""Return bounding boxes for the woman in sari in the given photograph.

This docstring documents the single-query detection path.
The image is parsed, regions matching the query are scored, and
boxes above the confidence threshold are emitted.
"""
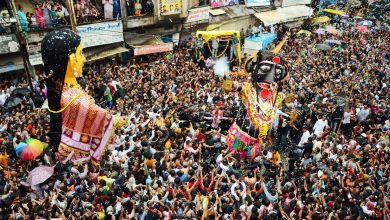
[35,4,46,29]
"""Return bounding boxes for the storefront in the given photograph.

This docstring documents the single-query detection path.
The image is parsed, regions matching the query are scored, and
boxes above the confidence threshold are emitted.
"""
[0,34,23,75]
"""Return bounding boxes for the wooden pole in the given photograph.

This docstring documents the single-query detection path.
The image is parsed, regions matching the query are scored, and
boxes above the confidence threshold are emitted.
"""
[67,0,78,33]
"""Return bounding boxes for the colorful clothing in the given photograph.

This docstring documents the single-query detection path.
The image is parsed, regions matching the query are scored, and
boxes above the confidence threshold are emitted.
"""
[226,123,260,158]
[17,10,28,32]
[57,88,118,163]
[227,82,283,158]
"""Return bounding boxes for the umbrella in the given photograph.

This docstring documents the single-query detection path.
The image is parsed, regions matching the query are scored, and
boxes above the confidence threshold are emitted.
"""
[27,166,54,186]
[325,39,341,45]
[11,88,30,97]
[315,28,326,35]
[326,26,339,35]
[15,138,45,161]
[324,9,346,15]
[316,44,331,51]
[297,30,312,36]
[357,25,368,32]
[333,46,344,52]
[312,16,330,23]
[359,20,373,26]
[4,96,23,108]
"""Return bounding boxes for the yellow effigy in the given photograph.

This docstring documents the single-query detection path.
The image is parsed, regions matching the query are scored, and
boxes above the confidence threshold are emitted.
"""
[41,30,126,163]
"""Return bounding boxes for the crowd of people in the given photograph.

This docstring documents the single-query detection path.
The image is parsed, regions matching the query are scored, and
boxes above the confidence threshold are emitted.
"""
[15,0,121,32]
[1,3,389,220]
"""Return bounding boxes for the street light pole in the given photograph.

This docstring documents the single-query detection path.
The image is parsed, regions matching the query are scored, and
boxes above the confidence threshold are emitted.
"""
[5,0,34,90]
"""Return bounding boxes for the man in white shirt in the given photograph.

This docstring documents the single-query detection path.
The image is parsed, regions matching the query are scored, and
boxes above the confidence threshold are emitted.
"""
[342,109,352,136]
[357,105,370,122]
[313,116,328,138]
[298,126,311,147]
[270,24,275,34]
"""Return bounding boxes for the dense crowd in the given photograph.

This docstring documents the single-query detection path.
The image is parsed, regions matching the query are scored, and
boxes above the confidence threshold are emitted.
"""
[1,4,390,220]
[10,0,155,32]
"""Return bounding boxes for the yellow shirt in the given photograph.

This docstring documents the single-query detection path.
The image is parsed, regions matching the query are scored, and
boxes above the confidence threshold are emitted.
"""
[97,176,115,188]
[0,153,9,170]
[165,140,172,149]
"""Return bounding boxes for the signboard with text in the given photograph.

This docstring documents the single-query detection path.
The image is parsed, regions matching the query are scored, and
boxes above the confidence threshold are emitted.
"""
[0,34,20,55]
[76,21,123,48]
[133,43,173,56]
[246,0,270,7]
[186,7,210,23]
[160,0,182,16]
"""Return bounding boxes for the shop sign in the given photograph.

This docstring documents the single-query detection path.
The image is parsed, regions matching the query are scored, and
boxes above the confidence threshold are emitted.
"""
[29,53,43,66]
[246,0,270,7]
[160,0,182,16]
[282,0,311,7]
[76,21,124,48]
[0,34,20,54]
[187,7,210,23]
[134,43,173,56]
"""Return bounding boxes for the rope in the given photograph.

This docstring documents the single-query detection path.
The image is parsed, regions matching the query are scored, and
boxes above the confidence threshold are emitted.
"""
[46,93,85,113]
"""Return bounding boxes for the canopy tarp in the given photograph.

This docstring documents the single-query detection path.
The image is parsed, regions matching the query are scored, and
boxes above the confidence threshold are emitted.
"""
[196,30,240,42]
[253,5,314,26]
[323,9,345,15]
[312,16,330,23]
[87,47,128,62]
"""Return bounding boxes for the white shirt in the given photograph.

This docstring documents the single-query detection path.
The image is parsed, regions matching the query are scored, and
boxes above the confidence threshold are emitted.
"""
[298,130,311,147]
[357,107,370,122]
[271,109,289,129]
[313,119,328,137]
[343,111,351,124]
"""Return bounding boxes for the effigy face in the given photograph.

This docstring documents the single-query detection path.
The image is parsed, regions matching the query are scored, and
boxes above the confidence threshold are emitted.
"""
[245,51,288,87]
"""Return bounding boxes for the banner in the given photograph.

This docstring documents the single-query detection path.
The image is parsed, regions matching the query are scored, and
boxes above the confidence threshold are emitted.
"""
[187,7,210,23]
[0,34,20,55]
[282,0,311,7]
[210,0,225,8]
[160,0,182,16]
[76,21,123,48]
[246,0,270,7]
[134,43,173,56]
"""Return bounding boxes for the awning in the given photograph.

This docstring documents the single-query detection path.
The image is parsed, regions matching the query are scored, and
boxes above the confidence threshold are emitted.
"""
[0,53,24,74]
[86,46,128,62]
[254,5,313,26]
[133,43,173,56]
[124,33,155,46]
[210,5,255,23]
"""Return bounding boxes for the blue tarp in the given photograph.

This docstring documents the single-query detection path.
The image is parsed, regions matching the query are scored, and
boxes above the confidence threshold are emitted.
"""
[245,33,277,50]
